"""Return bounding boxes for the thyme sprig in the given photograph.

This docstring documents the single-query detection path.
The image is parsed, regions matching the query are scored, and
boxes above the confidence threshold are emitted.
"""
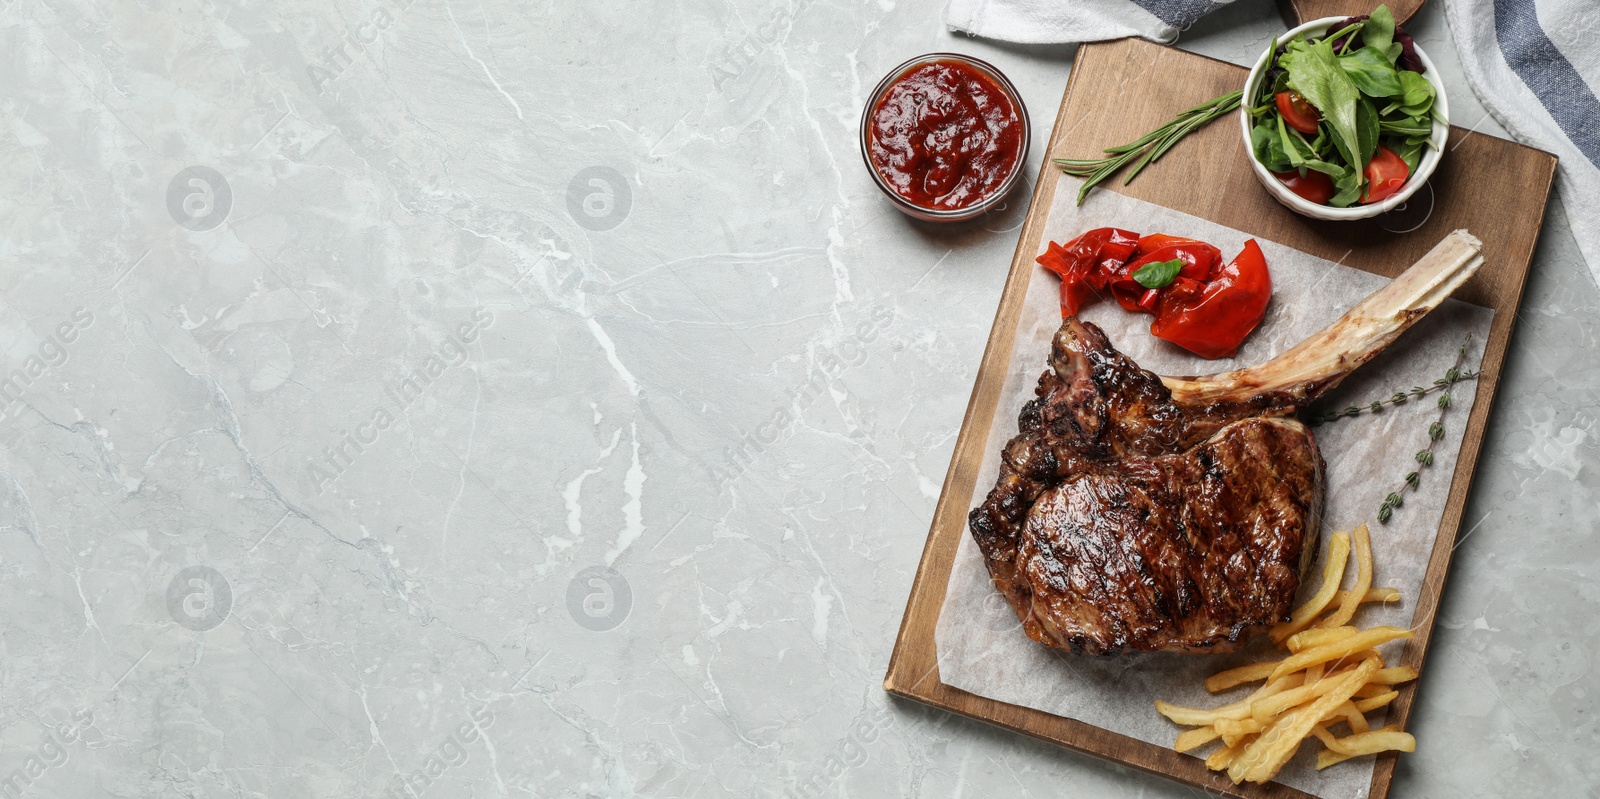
[1054,90,1243,206]
[1306,368,1479,427]
[1376,337,1476,524]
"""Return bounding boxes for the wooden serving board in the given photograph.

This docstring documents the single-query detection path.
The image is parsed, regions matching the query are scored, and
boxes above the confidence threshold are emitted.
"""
[883,37,1556,799]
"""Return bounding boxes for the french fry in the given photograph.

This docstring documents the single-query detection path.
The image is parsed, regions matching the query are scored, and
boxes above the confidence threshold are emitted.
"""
[1287,625,1358,653]
[1329,586,1401,607]
[1314,725,1416,769]
[1175,725,1221,752]
[1354,691,1398,712]
[1319,524,1373,628]
[1205,661,1277,693]
[1217,717,1257,747]
[1250,669,1364,725]
[1156,699,1251,727]
[1353,683,1385,699]
[1271,531,1351,643]
[1222,697,1371,747]
[1230,658,1380,784]
[1371,665,1419,685]
[1335,648,1384,669]
[1325,701,1370,734]
[1269,627,1413,680]
[1206,738,1249,770]
[1311,725,1344,751]
[1156,674,1303,726]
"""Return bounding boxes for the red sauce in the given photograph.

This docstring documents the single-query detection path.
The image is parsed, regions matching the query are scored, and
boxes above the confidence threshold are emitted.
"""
[868,60,1023,211]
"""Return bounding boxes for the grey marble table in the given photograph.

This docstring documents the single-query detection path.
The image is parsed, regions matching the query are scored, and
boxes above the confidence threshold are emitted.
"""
[0,0,1595,797]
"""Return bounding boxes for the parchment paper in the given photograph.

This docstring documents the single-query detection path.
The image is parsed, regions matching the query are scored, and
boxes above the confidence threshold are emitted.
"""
[935,181,1493,798]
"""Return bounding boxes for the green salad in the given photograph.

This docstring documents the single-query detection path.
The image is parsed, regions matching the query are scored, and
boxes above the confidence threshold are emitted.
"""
[1248,5,1441,207]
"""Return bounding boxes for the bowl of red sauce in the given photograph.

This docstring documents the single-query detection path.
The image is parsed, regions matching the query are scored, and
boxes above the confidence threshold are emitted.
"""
[861,53,1030,222]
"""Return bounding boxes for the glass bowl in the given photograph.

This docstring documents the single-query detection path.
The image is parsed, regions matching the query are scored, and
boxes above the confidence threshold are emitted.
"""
[859,53,1031,223]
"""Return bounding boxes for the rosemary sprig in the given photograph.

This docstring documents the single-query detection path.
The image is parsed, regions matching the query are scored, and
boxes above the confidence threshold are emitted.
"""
[1054,90,1243,206]
[1376,337,1476,524]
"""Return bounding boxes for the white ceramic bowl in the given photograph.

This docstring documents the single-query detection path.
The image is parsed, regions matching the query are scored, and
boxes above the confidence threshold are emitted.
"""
[1239,17,1449,221]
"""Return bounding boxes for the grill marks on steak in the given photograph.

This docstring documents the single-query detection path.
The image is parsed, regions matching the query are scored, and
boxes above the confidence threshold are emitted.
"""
[1020,417,1322,654]
[969,319,1324,655]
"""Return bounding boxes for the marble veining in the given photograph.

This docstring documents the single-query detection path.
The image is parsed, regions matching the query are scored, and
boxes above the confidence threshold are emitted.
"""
[0,0,1594,797]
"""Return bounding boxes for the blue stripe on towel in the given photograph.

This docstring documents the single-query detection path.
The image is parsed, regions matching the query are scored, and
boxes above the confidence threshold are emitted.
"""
[1129,0,1222,28]
[1494,0,1600,167]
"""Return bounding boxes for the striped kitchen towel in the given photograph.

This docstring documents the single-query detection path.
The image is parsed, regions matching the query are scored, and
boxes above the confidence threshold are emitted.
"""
[945,0,1227,44]
[1447,0,1600,284]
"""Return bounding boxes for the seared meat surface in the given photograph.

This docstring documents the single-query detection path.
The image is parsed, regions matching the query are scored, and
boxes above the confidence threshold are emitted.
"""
[969,319,1323,654]
[1018,416,1321,654]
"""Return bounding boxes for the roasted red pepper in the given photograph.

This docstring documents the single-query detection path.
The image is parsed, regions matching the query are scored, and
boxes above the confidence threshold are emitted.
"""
[1036,227,1139,316]
[1133,233,1209,257]
[1110,241,1221,314]
[1149,239,1273,359]
[1040,229,1272,359]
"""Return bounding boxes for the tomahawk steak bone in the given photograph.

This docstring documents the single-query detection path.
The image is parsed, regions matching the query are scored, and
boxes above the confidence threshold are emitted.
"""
[968,231,1483,655]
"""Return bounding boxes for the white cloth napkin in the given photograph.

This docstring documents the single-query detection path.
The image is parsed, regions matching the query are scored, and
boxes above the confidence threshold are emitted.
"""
[1445,0,1600,286]
[946,0,1231,44]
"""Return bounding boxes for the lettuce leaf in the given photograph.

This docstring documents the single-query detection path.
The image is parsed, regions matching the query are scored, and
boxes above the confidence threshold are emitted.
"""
[1364,5,1396,53]
[1339,46,1404,98]
[1283,38,1368,176]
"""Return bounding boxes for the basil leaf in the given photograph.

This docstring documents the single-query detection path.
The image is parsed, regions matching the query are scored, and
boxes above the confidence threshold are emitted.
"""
[1133,258,1184,289]
[1339,46,1404,98]
[1251,123,1293,171]
[1310,128,1329,157]
[1400,94,1435,118]
[1401,71,1440,114]
[1330,168,1364,207]
[1286,38,1366,176]
[1390,137,1424,174]
[1365,4,1396,53]
[1271,69,1291,96]
[1357,98,1380,164]
[1298,159,1348,178]
[1279,114,1308,168]
[1380,118,1432,137]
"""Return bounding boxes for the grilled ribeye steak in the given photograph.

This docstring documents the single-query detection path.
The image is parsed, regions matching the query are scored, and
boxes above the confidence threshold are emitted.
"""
[970,320,1325,654]
[969,231,1485,655]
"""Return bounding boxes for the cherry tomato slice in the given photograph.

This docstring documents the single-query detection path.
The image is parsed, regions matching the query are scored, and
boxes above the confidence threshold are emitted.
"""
[1272,169,1336,205]
[1149,239,1273,359]
[1275,91,1321,136]
[1362,145,1410,204]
